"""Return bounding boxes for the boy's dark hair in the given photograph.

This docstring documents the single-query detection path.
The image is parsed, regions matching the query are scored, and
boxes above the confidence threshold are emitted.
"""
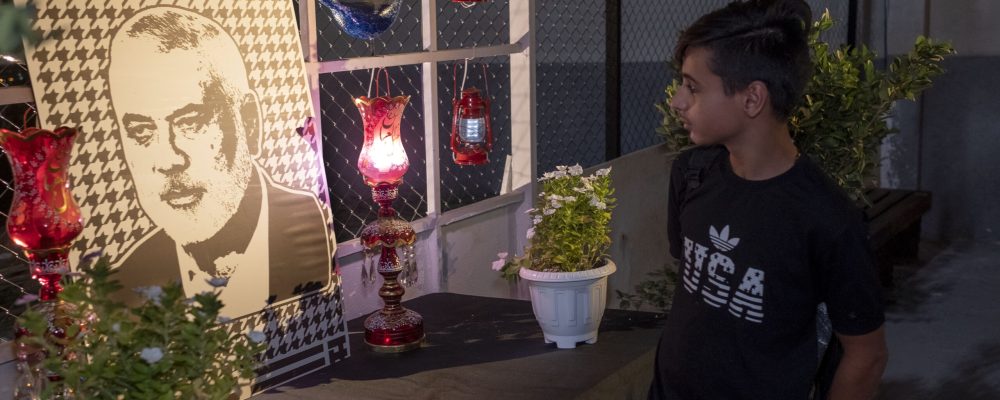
[675,0,812,119]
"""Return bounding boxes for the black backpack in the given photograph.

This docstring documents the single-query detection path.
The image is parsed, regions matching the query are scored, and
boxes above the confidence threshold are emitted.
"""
[678,145,841,400]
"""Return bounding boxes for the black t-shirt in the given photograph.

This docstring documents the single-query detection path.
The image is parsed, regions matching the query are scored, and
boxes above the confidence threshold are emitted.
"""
[652,146,885,400]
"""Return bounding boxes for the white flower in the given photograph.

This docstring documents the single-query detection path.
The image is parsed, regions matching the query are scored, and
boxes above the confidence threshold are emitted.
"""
[533,215,543,225]
[111,323,120,333]
[206,277,230,288]
[572,187,589,194]
[568,164,584,176]
[543,207,556,215]
[556,165,568,172]
[526,227,535,240]
[596,167,612,176]
[14,294,38,306]
[589,196,607,210]
[140,347,163,364]
[540,171,555,181]
[247,331,267,344]
[492,252,509,271]
[134,286,164,305]
[553,170,567,179]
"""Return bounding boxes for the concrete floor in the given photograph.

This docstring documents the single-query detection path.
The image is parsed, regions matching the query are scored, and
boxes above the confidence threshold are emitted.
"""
[878,240,1000,399]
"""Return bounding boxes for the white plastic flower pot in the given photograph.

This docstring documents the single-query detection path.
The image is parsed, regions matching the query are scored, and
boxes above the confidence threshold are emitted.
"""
[518,260,616,349]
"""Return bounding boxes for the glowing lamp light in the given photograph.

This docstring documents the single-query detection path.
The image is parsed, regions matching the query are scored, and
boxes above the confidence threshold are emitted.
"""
[355,95,410,186]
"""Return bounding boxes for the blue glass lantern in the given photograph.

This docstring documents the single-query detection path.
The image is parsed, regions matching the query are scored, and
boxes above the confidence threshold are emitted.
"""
[318,0,403,41]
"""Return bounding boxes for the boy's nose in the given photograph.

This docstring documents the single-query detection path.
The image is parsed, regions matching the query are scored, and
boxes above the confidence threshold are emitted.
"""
[669,92,687,112]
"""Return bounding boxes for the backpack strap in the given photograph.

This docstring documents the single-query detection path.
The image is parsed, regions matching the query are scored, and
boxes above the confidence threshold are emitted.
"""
[680,145,724,211]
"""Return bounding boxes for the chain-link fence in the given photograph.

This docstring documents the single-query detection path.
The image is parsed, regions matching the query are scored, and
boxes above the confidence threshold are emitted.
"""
[619,1,731,155]
[315,2,428,242]
[437,57,512,212]
[318,0,514,228]
[535,0,607,175]
[437,1,511,212]
[542,0,854,160]
[0,58,38,341]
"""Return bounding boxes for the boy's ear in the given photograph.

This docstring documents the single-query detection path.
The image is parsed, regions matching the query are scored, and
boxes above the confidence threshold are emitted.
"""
[742,81,769,118]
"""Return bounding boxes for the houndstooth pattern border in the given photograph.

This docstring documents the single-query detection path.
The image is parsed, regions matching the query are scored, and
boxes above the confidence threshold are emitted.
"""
[224,274,350,394]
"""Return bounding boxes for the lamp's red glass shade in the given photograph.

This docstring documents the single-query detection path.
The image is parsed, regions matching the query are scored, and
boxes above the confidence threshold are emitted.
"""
[0,126,83,301]
[355,95,411,187]
[450,88,492,165]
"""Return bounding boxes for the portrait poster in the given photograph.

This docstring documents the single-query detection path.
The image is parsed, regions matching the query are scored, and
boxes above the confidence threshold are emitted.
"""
[18,0,349,394]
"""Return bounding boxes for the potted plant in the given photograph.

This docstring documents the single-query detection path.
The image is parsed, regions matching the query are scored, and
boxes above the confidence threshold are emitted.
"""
[494,164,616,349]
[620,10,954,312]
[15,255,265,399]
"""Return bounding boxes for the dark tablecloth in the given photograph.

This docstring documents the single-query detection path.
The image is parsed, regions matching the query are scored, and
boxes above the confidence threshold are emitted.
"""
[259,292,664,400]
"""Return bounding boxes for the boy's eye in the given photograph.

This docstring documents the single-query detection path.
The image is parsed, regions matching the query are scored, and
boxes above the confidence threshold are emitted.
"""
[686,84,697,93]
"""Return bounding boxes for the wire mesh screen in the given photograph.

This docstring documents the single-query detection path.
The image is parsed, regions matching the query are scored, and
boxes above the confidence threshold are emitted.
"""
[313,0,428,241]
[806,0,851,48]
[618,0,853,156]
[436,1,511,212]
[438,0,509,50]
[437,57,511,212]
[316,0,423,60]
[535,0,607,176]
[0,59,37,341]
[319,66,427,242]
[619,1,730,155]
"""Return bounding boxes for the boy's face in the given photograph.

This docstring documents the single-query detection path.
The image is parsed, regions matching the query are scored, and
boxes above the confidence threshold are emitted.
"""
[670,47,746,146]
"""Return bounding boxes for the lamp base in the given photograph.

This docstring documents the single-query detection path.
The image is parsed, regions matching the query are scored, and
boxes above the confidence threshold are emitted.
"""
[364,308,424,353]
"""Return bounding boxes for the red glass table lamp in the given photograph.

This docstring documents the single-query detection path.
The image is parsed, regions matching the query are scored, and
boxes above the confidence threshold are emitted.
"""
[355,86,425,353]
[0,126,83,301]
[1,125,84,392]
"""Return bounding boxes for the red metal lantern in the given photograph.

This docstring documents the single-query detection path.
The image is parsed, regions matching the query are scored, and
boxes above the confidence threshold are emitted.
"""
[450,62,493,166]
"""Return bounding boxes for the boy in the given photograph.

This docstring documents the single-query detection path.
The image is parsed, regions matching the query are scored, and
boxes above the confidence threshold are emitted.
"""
[649,1,888,399]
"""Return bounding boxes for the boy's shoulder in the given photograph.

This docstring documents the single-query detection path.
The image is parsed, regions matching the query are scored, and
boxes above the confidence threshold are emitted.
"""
[795,156,866,223]
[673,144,726,170]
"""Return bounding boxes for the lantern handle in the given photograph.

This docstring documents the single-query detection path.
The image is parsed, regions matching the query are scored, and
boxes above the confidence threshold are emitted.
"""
[452,59,490,100]
[367,68,392,98]
[452,59,468,101]
[480,62,489,99]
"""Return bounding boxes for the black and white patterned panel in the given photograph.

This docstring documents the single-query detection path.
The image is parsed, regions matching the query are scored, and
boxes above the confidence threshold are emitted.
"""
[23,1,332,265]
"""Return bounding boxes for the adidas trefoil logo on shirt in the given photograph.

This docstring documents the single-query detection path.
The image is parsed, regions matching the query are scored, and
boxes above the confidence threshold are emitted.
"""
[709,225,740,252]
